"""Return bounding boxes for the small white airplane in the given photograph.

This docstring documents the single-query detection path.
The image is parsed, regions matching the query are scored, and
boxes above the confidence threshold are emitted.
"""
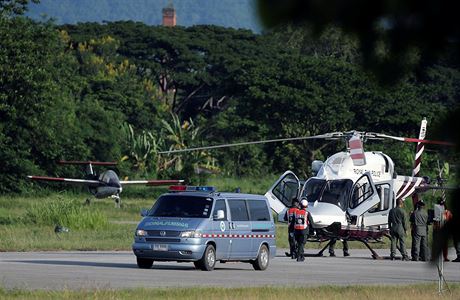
[28,160,184,207]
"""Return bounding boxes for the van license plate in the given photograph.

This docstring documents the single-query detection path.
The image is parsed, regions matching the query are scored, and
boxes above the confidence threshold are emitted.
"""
[153,244,168,251]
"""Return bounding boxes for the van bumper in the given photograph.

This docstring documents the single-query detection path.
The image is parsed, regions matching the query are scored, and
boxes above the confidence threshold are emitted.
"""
[132,242,206,261]
[269,245,277,259]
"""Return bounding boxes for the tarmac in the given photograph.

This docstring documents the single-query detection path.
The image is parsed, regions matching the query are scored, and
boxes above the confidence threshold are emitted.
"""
[1,248,459,290]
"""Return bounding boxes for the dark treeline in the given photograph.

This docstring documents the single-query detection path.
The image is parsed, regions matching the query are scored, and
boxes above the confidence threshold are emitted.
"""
[1,4,459,193]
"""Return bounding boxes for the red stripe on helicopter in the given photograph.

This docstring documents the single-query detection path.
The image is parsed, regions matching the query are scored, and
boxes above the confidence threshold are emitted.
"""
[396,177,422,200]
[349,136,366,165]
[396,177,413,199]
[338,226,388,239]
[411,119,426,205]
[403,138,454,146]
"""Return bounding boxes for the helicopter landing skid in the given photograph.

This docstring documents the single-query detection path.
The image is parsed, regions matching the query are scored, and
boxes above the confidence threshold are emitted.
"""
[359,239,382,259]
[312,238,382,259]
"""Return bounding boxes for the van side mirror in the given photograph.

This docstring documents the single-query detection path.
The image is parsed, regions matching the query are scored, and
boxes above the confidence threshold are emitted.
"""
[214,210,225,220]
[140,209,149,217]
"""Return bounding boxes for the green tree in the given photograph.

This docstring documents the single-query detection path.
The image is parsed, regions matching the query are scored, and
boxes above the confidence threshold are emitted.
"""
[0,17,85,192]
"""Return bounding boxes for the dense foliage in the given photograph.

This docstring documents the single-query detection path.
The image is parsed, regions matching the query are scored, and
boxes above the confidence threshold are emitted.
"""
[1,2,458,193]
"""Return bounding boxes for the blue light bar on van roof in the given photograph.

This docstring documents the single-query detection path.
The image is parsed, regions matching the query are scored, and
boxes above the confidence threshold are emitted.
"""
[187,186,216,192]
[168,185,216,192]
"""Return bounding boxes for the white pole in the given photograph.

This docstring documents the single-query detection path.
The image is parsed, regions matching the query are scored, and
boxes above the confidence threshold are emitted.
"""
[438,210,445,294]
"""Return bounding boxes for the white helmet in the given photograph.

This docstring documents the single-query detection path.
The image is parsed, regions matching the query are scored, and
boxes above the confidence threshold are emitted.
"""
[300,199,308,208]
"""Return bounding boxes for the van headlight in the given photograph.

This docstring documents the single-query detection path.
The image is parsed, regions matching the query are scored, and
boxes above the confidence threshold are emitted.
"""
[180,231,202,238]
[136,229,147,237]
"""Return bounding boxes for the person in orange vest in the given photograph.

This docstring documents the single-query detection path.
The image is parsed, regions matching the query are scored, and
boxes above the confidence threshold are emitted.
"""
[284,198,299,259]
[294,199,314,262]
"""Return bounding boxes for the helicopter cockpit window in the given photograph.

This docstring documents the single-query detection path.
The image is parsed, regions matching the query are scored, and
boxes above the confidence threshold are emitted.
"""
[319,179,353,210]
[272,175,299,207]
[301,179,325,201]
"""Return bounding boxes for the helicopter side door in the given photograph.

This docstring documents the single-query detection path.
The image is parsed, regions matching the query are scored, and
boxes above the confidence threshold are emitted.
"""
[346,172,380,226]
[361,181,394,227]
[265,171,301,222]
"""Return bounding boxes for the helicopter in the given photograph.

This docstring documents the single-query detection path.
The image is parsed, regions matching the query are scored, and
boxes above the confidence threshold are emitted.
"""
[160,118,455,258]
[27,160,184,207]
[264,120,455,258]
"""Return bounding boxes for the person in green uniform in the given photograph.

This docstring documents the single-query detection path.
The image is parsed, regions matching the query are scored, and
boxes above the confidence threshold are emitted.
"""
[388,199,410,261]
[410,201,429,261]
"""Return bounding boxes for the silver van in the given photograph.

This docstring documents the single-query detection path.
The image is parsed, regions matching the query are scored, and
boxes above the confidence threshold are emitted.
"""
[132,186,276,271]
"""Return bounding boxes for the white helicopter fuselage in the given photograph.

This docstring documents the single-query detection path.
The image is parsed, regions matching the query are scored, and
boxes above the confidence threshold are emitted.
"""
[305,151,394,228]
[316,151,394,182]
[266,150,425,229]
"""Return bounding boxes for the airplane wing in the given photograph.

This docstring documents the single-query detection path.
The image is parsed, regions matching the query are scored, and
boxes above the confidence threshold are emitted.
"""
[120,179,185,186]
[27,176,100,187]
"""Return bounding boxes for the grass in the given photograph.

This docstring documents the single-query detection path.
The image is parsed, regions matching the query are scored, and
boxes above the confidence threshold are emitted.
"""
[0,176,279,252]
[0,223,135,251]
[0,284,459,299]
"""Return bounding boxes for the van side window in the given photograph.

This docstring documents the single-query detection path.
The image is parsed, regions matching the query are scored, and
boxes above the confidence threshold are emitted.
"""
[213,199,227,220]
[247,200,270,221]
[228,200,249,221]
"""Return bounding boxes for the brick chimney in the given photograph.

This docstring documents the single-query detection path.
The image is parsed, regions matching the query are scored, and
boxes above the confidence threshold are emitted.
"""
[162,1,176,27]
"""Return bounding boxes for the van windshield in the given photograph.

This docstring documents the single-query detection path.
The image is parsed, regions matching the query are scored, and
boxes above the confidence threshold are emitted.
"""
[148,195,213,218]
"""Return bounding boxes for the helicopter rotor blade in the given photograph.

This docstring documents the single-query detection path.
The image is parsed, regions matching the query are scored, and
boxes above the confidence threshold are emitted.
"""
[158,133,338,154]
[367,133,455,146]
[158,130,454,155]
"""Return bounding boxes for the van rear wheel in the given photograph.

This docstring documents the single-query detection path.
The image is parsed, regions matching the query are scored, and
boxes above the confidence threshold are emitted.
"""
[195,244,216,271]
[252,244,269,271]
[137,257,153,269]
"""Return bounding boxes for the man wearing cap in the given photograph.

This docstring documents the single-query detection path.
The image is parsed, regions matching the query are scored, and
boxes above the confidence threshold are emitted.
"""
[284,198,299,259]
[410,200,429,261]
[294,199,314,262]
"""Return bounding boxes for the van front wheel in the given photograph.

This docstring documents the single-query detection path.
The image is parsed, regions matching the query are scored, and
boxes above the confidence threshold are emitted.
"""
[137,257,153,269]
[252,245,269,271]
[196,245,216,271]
